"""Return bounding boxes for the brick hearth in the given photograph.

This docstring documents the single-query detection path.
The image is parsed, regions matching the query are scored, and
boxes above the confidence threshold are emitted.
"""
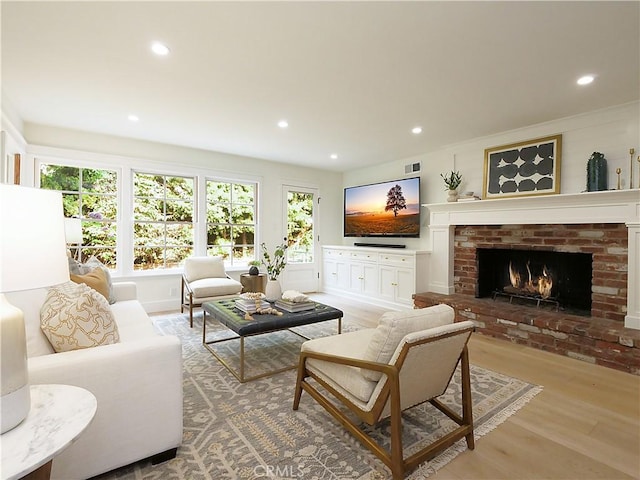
[413,292,640,375]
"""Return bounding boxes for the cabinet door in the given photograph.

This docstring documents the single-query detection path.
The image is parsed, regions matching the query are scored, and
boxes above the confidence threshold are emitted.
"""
[323,259,338,289]
[362,263,379,296]
[395,267,415,304]
[379,266,397,302]
[335,260,350,290]
[349,262,364,292]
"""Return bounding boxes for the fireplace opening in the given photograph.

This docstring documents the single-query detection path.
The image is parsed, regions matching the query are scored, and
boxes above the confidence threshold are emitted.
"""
[477,248,592,316]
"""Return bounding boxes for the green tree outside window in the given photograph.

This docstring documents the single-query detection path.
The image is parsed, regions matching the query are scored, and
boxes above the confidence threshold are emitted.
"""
[40,163,118,268]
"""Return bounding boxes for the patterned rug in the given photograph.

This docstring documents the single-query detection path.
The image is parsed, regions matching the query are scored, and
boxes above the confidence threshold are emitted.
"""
[97,312,542,480]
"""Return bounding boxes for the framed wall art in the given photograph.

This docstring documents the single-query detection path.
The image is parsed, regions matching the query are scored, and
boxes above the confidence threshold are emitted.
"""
[483,134,562,199]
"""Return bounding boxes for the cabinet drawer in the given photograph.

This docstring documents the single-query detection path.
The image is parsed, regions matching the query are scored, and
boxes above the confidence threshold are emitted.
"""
[324,249,347,259]
[350,251,377,262]
[378,253,413,266]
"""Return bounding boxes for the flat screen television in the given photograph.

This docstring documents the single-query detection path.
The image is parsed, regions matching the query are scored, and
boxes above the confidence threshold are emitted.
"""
[344,176,420,238]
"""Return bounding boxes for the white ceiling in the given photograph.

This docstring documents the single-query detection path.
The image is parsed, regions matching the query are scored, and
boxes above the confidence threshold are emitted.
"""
[1,1,639,172]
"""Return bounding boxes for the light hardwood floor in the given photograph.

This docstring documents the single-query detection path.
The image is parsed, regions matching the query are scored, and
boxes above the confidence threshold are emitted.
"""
[310,293,640,480]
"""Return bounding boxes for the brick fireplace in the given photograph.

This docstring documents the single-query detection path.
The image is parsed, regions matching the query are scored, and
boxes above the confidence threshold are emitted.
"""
[455,223,628,321]
[417,190,640,374]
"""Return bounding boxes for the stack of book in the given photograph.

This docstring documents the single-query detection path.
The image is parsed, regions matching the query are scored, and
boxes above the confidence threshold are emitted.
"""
[235,297,271,313]
[274,299,316,313]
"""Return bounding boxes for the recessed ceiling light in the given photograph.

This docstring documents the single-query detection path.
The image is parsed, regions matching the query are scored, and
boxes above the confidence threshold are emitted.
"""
[330,154,338,160]
[128,114,139,122]
[577,75,595,85]
[277,120,289,129]
[151,42,170,56]
[412,126,423,134]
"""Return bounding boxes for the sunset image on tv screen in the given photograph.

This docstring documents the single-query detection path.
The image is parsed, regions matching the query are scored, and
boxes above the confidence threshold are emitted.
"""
[344,178,420,237]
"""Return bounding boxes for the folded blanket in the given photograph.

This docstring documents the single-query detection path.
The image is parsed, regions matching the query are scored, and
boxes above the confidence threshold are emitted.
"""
[281,290,309,303]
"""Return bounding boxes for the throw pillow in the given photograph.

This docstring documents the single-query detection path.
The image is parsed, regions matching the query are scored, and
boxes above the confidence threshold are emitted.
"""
[68,256,116,304]
[361,304,454,381]
[70,267,110,301]
[40,281,120,353]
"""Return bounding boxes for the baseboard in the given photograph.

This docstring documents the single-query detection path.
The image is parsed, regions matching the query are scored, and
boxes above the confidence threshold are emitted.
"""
[143,299,180,314]
[321,287,408,311]
[625,314,640,330]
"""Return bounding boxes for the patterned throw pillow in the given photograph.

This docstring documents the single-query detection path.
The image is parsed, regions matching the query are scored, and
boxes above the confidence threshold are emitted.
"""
[40,281,120,353]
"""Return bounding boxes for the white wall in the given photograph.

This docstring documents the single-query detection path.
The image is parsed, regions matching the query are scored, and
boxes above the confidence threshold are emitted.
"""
[5,101,639,310]
[342,101,640,251]
[1,112,28,184]
[18,123,344,312]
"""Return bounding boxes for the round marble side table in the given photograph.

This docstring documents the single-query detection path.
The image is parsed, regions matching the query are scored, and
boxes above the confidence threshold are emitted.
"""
[0,384,97,480]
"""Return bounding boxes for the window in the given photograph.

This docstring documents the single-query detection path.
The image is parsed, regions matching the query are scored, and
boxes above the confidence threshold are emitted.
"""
[286,190,314,263]
[39,163,118,268]
[206,180,256,266]
[133,172,194,270]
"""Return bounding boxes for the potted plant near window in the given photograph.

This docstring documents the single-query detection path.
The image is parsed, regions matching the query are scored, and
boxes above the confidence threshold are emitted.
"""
[261,240,288,301]
[248,260,261,276]
[441,170,462,202]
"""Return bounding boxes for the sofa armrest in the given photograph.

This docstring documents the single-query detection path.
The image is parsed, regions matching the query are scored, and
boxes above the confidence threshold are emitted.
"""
[113,281,137,301]
[27,335,183,479]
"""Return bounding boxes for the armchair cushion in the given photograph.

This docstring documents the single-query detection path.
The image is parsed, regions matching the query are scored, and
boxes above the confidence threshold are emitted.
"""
[188,277,243,298]
[301,329,378,403]
[184,256,226,282]
[361,304,454,381]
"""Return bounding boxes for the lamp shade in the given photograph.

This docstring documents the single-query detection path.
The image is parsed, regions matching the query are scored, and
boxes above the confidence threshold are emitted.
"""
[0,185,69,292]
[64,217,83,244]
[0,184,69,433]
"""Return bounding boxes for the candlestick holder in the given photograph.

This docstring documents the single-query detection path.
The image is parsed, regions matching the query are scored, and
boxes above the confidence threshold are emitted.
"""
[616,168,621,189]
[631,148,636,188]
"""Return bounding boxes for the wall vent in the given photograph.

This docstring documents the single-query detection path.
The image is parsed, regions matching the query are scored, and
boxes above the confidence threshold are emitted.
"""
[404,162,421,174]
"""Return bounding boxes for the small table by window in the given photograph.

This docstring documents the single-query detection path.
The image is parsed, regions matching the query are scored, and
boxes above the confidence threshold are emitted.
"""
[1,384,97,480]
[240,273,267,294]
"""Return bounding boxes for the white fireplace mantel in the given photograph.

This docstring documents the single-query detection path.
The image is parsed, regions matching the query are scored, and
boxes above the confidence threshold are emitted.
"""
[422,189,640,329]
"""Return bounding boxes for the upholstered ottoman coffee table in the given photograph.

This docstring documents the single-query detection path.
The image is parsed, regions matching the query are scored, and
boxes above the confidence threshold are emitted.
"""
[202,299,343,382]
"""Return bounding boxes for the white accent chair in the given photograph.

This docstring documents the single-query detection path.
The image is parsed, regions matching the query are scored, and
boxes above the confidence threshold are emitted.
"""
[181,256,243,327]
[293,305,475,480]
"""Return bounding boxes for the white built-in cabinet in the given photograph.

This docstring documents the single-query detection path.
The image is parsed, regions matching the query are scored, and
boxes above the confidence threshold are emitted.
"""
[322,245,430,309]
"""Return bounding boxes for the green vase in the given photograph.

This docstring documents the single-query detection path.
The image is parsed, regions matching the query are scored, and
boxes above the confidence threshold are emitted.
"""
[586,152,608,192]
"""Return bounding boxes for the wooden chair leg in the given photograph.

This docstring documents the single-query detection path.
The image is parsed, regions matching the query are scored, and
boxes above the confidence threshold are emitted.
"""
[388,371,405,480]
[461,345,475,449]
[180,278,184,314]
[293,358,307,410]
[189,294,194,328]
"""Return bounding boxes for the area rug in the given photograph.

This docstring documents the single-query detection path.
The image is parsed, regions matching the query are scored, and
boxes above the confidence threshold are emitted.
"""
[97,312,542,480]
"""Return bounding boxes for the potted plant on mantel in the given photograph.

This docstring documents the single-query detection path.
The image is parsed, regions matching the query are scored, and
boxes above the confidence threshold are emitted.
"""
[261,240,288,301]
[441,170,463,202]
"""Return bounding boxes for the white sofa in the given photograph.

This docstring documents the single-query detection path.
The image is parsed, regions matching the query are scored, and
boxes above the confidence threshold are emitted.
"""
[6,282,183,480]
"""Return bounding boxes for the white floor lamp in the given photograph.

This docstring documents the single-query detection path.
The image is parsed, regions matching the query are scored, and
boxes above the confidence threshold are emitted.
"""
[0,184,69,433]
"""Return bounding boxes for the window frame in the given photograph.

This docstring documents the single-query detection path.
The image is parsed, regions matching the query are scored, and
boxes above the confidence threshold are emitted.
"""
[205,177,258,267]
[37,159,120,270]
[33,150,262,277]
[132,170,197,271]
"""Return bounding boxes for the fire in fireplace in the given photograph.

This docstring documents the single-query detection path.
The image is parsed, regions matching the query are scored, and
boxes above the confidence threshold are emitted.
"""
[477,248,592,315]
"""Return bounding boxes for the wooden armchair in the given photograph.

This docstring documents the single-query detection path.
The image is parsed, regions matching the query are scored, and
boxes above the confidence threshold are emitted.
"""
[181,256,242,327]
[293,305,475,479]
